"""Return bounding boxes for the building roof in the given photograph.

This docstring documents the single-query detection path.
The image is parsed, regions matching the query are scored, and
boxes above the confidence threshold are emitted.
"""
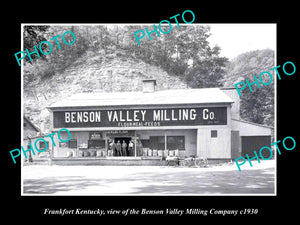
[231,119,273,136]
[23,116,40,132]
[49,88,234,109]
[232,118,274,129]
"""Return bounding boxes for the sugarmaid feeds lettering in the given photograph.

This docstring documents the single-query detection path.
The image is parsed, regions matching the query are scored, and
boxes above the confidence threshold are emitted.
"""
[14,30,76,66]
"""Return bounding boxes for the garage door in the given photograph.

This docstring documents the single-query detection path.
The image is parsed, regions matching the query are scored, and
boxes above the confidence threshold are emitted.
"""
[241,136,271,158]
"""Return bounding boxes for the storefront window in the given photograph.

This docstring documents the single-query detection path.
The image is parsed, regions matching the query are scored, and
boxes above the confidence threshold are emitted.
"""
[150,136,165,150]
[88,140,105,148]
[167,136,185,150]
[69,139,77,148]
[88,131,105,148]
[140,139,150,148]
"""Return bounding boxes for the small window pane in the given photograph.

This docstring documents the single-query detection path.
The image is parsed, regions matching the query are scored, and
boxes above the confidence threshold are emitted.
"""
[141,139,150,148]
[150,136,165,150]
[211,130,218,138]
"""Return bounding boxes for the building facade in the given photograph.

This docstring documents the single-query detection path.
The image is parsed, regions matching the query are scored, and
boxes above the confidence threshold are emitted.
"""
[45,80,272,163]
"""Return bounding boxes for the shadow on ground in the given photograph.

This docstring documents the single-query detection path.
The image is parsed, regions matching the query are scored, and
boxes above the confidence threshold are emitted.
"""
[23,167,274,195]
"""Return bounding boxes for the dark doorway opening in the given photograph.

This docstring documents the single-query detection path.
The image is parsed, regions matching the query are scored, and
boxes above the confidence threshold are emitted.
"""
[114,137,132,156]
[241,136,271,158]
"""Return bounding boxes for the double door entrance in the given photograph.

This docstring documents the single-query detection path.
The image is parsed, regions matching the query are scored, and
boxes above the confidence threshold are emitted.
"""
[112,137,134,157]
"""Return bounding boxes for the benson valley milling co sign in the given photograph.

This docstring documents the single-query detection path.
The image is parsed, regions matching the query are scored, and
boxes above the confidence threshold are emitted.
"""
[53,107,227,128]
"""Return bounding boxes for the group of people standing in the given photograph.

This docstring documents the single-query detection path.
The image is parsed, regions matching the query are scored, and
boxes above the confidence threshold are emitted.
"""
[109,140,134,156]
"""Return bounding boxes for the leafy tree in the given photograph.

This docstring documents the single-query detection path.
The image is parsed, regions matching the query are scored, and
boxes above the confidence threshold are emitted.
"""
[223,49,275,127]
[23,26,50,62]
[185,45,228,88]
[24,26,90,82]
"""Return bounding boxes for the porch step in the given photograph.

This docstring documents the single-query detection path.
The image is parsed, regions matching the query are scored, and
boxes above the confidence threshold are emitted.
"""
[49,157,167,166]
[105,157,142,160]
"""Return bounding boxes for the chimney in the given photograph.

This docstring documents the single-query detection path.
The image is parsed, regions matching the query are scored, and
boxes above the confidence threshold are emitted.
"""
[142,79,156,93]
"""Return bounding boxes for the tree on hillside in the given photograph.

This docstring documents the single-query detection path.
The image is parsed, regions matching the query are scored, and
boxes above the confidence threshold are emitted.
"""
[24,26,90,83]
[185,45,228,88]
[125,25,228,88]
[23,26,50,62]
[223,49,275,127]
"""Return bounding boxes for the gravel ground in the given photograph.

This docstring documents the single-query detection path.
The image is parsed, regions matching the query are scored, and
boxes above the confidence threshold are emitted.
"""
[22,159,275,195]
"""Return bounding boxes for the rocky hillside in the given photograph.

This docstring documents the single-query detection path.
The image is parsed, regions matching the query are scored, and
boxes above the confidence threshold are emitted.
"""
[23,48,275,134]
[23,50,188,133]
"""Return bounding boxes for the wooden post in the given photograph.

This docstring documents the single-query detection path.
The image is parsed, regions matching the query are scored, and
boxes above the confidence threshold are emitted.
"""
[134,130,137,157]
[164,131,167,151]
[105,136,108,156]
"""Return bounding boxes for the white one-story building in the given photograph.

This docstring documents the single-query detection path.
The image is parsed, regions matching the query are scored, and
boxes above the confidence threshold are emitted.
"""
[44,79,272,164]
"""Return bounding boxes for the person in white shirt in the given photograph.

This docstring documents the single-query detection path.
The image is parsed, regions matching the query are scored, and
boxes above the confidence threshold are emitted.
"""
[128,141,134,156]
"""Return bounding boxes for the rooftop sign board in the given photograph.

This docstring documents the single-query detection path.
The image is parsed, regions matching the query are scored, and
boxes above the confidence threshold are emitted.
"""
[53,107,227,128]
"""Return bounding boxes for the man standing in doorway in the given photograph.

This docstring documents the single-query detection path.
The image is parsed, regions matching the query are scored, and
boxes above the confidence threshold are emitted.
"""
[128,140,134,156]
[122,140,127,156]
[116,140,122,156]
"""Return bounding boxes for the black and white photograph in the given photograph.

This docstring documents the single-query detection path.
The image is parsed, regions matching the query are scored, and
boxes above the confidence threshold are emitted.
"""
[20,23,276,196]
[3,4,299,221]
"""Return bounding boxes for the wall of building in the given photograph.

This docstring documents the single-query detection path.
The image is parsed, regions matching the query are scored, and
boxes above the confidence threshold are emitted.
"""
[197,127,231,159]
[49,103,236,159]
[22,136,51,161]
[221,88,240,120]
[51,129,198,158]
